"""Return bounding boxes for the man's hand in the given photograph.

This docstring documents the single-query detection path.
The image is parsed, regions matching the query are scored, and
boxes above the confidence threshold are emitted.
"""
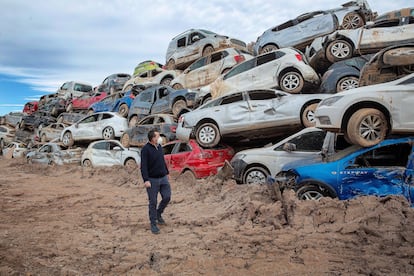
[144,181,151,188]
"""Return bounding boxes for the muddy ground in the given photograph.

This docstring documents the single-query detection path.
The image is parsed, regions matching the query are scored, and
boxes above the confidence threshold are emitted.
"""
[0,157,413,275]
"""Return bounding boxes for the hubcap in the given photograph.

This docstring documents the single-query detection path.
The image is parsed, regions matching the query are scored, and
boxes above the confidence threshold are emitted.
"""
[246,170,266,184]
[306,110,315,123]
[103,128,113,139]
[339,78,358,91]
[343,15,361,29]
[301,191,323,200]
[331,42,350,58]
[199,126,216,144]
[359,115,384,141]
[282,74,300,90]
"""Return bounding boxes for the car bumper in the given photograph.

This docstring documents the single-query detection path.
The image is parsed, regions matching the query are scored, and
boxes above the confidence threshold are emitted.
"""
[176,126,192,141]
[315,106,343,131]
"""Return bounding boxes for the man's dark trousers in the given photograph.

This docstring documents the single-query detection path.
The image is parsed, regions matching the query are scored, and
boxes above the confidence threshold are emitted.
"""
[146,176,171,225]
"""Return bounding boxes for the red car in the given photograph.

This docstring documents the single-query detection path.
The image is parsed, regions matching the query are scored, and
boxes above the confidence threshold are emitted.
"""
[163,139,234,180]
[22,101,38,115]
[66,91,107,112]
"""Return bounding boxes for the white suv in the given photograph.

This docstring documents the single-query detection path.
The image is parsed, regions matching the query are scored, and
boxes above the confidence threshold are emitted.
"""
[57,81,93,100]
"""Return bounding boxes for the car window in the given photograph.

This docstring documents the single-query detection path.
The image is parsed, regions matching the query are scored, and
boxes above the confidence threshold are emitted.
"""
[177,37,186,47]
[155,116,165,123]
[138,91,153,103]
[141,117,154,125]
[257,52,277,66]
[273,20,294,31]
[80,114,98,124]
[177,143,191,153]
[163,143,176,155]
[352,143,411,168]
[219,93,243,105]
[61,82,70,90]
[101,113,113,120]
[210,51,225,63]
[248,90,277,100]
[275,131,326,151]
[188,57,207,71]
[109,141,121,150]
[74,84,92,92]
[40,145,51,153]
[223,58,256,80]
[92,142,107,150]
[139,71,148,78]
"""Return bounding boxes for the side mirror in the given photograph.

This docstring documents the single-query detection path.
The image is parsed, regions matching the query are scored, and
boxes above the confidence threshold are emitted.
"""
[282,142,296,152]
[192,35,200,42]
[113,146,121,151]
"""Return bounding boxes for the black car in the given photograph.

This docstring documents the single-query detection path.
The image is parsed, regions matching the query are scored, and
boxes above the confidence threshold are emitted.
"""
[97,73,131,94]
[18,111,57,131]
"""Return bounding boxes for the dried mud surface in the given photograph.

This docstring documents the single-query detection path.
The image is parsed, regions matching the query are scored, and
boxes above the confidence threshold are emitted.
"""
[0,157,413,275]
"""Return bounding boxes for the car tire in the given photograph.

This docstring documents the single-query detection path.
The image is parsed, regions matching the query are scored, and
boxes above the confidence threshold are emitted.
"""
[120,133,130,148]
[172,83,184,90]
[346,108,388,147]
[202,46,214,57]
[341,12,364,29]
[195,122,220,148]
[160,77,173,86]
[336,76,359,92]
[172,99,187,117]
[124,158,137,170]
[82,159,92,167]
[177,170,197,185]
[166,59,175,70]
[279,71,304,94]
[102,127,115,140]
[297,184,332,200]
[129,115,138,128]
[118,104,129,117]
[62,131,74,147]
[301,103,318,128]
[260,44,278,54]
[243,166,269,185]
[66,103,73,112]
[326,40,353,63]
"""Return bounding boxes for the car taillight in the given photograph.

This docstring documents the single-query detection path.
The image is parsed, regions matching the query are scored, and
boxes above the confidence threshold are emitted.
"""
[295,53,303,62]
[170,125,177,133]
[234,55,245,63]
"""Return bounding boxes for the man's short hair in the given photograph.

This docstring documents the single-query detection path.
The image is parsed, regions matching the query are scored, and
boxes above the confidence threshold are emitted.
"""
[147,129,159,140]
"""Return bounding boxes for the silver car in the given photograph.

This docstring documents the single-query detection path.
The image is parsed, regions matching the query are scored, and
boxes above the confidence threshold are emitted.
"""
[165,29,247,70]
[26,142,83,166]
[176,89,329,148]
[38,123,66,142]
[254,0,375,55]
[315,74,414,147]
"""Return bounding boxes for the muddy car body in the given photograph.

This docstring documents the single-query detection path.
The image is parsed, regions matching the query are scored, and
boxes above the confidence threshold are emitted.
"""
[18,111,56,131]
[40,97,67,117]
[165,29,247,70]
[177,89,329,148]
[1,112,24,128]
[26,142,83,165]
[0,125,16,149]
[2,142,28,158]
[66,91,107,112]
[315,74,414,147]
[359,44,414,87]
[121,114,177,148]
[38,123,66,142]
[276,137,414,206]
[254,0,375,55]
[57,81,93,100]
[97,73,131,95]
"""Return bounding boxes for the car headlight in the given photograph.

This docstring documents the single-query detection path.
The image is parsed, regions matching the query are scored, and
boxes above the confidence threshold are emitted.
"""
[319,96,343,107]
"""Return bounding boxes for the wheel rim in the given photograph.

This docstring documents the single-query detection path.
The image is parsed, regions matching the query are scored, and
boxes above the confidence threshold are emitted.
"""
[342,14,362,29]
[129,116,138,128]
[331,42,350,59]
[282,73,300,91]
[305,109,315,124]
[63,133,71,145]
[173,101,186,115]
[245,170,267,185]
[300,190,323,200]
[359,114,385,142]
[262,45,277,53]
[103,127,114,139]
[161,78,172,86]
[198,125,216,144]
[83,159,92,167]
[338,77,359,91]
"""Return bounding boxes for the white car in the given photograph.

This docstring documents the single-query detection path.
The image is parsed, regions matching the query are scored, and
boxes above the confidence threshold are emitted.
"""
[315,74,414,147]
[176,89,329,148]
[60,112,128,147]
[170,48,253,90]
[39,123,66,142]
[204,48,319,100]
[81,140,140,169]
[2,142,28,158]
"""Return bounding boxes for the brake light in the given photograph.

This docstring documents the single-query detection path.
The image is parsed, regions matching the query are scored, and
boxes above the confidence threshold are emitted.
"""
[234,55,245,63]
[295,53,303,62]
[170,125,177,133]
[129,93,135,99]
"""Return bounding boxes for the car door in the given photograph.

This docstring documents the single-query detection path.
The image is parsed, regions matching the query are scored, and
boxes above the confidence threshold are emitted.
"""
[205,51,226,84]
[150,87,171,114]
[339,142,412,200]
[91,141,119,166]
[222,58,256,92]
[296,13,336,46]
[131,88,155,117]
[169,142,192,178]
[181,32,205,64]
[388,76,414,130]
[182,56,208,88]
[74,113,101,139]
[32,144,52,163]
[163,142,179,177]
[253,51,283,89]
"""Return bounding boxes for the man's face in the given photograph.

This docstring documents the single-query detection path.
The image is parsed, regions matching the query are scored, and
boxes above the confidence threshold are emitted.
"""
[152,132,160,143]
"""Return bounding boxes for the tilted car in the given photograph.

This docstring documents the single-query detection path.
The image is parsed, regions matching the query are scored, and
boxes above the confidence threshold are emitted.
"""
[163,139,234,181]
[18,111,57,131]
[176,89,329,148]
[122,61,180,91]
[315,74,414,147]
[127,85,198,127]
[96,73,131,94]
[205,48,319,100]
[26,142,83,166]
[22,101,38,115]
[38,123,66,142]
[1,142,28,158]
[359,44,414,87]
[60,112,128,147]
[56,81,93,100]
[170,48,253,90]
[88,89,142,117]
[165,29,248,70]
[66,91,107,112]
[40,96,67,117]
[121,114,177,148]
[0,125,16,149]
[319,54,373,93]
[275,137,414,207]
[81,140,140,169]
[254,0,375,55]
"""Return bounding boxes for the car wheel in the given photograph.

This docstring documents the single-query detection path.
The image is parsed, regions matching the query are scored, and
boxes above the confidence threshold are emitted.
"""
[124,158,137,170]
[202,46,214,57]
[82,159,92,167]
[160,77,173,86]
[166,59,175,70]
[301,103,318,128]
[102,127,115,140]
[120,133,130,148]
[297,184,332,200]
[243,166,269,185]
[66,103,73,112]
[326,40,353,63]
[346,108,388,147]
[177,170,197,185]
[172,99,187,117]
[279,71,304,93]
[172,83,184,90]
[341,12,364,29]
[129,115,138,128]
[195,122,220,148]
[260,44,278,54]
[202,95,212,105]
[336,76,359,92]
[62,131,74,147]
[41,134,47,143]
[118,104,129,117]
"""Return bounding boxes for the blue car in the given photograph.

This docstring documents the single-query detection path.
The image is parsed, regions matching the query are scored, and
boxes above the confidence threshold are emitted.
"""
[277,137,414,206]
[88,89,141,117]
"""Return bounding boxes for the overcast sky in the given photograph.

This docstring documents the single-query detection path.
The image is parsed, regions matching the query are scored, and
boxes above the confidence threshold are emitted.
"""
[0,0,410,115]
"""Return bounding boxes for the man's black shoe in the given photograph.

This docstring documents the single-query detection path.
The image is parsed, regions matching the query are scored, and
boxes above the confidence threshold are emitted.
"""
[151,223,160,234]
[157,214,165,225]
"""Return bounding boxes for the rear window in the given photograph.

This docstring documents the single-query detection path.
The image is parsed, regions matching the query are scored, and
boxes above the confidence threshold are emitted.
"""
[248,90,277,100]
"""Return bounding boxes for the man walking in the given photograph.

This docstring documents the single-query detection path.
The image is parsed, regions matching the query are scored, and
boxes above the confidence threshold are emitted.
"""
[140,129,171,234]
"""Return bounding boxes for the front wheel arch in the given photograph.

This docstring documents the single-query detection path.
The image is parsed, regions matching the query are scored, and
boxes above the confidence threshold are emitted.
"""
[296,181,337,200]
